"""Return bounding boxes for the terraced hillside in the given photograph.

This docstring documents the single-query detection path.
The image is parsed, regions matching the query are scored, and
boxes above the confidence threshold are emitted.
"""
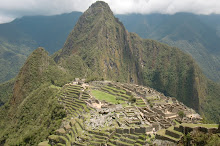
[58,84,91,119]
[38,80,208,145]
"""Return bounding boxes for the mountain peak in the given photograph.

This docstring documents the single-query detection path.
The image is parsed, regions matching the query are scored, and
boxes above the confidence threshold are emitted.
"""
[56,1,121,59]
[82,0,114,22]
[88,1,112,13]
[90,1,110,8]
[11,47,50,105]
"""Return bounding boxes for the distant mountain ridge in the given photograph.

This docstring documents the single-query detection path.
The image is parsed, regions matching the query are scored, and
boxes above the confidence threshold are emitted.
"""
[0,12,81,83]
[1,11,220,84]
[117,13,220,82]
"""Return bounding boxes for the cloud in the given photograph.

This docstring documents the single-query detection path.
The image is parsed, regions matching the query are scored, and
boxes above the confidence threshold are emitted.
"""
[0,0,220,23]
[105,0,220,14]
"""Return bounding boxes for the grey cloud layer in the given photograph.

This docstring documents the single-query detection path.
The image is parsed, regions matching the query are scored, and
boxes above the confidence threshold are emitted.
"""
[0,0,219,23]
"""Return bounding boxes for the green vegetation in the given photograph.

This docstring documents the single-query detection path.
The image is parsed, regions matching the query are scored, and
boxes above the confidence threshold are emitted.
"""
[73,1,220,122]
[53,0,220,123]
[181,123,218,128]
[178,111,186,119]
[0,83,66,145]
[156,129,180,142]
[117,13,220,83]
[157,122,219,145]
[0,12,81,83]
[118,14,220,122]
[91,90,124,104]
[181,131,220,146]
[173,120,180,125]
[0,47,73,145]
[128,95,136,103]
[0,79,14,105]
[0,0,219,124]
[0,1,220,145]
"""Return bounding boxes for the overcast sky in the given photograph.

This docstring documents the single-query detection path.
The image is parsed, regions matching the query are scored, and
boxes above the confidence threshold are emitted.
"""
[0,0,220,24]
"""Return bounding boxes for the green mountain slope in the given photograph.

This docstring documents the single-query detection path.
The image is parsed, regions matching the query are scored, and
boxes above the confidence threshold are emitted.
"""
[0,12,81,83]
[0,79,14,105]
[1,12,220,85]
[117,13,220,82]
[0,48,72,145]
[54,2,137,83]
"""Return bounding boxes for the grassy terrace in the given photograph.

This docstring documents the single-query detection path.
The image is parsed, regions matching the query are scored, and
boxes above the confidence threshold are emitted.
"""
[38,141,49,146]
[110,133,146,146]
[145,96,157,100]
[156,129,180,142]
[167,126,183,136]
[181,123,218,128]
[58,84,91,120]
[107,85,126,93]
[101,85,131,99]
[91,90,125,104]
[156,123,219,143]
[136,98,146,107]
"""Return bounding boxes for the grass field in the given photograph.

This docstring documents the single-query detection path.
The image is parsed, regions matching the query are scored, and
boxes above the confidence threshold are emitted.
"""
[181,123,218,128]
[91,90,124,104]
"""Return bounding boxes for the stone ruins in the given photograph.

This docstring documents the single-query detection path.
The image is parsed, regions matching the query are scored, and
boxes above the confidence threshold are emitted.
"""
[38,79,218,146]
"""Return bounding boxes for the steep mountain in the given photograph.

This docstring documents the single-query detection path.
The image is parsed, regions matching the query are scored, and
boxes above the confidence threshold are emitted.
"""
[54,2,138,83]
[198,14,220,38]
[0,12,81,83]
[0,1,220,145]
[117,13,220,82]
[0,47,73,145]
[0,79,14,105]
[1,12,220,85]
[1,11,220,86]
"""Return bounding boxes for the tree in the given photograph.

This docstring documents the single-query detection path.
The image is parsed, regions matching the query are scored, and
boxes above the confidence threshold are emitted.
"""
[128,95,136,103]
[218,121,220,132]
[178,111,186,119]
